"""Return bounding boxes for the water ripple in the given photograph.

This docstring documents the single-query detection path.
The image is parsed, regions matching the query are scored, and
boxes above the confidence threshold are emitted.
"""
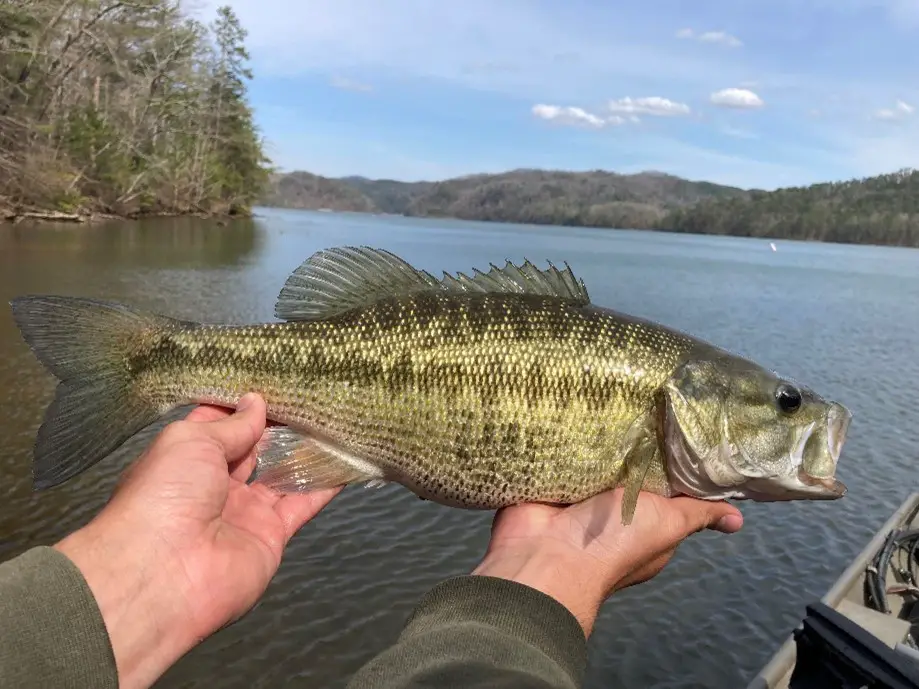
[1,212,918,688]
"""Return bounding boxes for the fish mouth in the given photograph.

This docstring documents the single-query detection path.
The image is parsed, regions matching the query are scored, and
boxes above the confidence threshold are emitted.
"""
[732,403,851,502]
[741,470,847,502]
[796,468,847,497]
[662,395,851,503]
[826,402,852,464]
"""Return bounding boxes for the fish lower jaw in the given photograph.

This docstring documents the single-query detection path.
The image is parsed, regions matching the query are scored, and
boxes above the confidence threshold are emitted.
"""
[666,468,749,501]
[670,478,847,503]
[671,484,752,501]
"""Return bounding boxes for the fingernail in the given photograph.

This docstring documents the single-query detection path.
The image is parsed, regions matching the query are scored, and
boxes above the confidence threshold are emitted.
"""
[715,514,743,533]
[237,393,257,411]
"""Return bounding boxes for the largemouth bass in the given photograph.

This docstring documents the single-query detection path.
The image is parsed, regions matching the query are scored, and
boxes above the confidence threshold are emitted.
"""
[10,245,851,524]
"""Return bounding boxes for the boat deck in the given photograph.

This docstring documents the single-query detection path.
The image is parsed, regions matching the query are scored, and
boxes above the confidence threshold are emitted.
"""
[747,491,919,689]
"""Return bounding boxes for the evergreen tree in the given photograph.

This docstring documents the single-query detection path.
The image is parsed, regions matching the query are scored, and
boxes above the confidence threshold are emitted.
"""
[206,5,269,214]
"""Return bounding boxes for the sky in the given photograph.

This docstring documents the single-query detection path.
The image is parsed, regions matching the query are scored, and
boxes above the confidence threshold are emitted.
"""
[195,0,919,190]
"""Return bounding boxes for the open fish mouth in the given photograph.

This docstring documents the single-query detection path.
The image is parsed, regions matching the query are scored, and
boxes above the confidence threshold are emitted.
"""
[737,403,851,502]
[826,402,852,463]
[663,394,852,502]
[795,401,852,499]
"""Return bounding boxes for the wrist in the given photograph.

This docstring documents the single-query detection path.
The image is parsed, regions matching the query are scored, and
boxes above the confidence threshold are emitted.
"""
[471,545,617,637]
[54,513,197,689]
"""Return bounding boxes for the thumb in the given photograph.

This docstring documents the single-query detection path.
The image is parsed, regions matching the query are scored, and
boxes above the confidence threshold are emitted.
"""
[675,497,744,535]
[198,393,268,463]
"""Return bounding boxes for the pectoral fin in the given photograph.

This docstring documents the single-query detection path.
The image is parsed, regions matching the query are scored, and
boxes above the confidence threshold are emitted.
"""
[617,409,664,526]
[251,426,386,493]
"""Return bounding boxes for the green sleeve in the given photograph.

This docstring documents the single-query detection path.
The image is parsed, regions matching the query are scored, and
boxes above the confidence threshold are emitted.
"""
[0,546,118,689]
[346,575,588,689]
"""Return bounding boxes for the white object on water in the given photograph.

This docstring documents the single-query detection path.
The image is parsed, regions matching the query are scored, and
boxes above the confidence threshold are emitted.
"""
[770,242,777,252]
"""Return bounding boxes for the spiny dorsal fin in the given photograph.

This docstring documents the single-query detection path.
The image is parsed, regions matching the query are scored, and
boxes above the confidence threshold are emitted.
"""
[274,246,591,321]
[439,258,589,303]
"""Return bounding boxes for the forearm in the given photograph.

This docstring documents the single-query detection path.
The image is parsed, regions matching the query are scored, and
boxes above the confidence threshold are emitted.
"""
[53,513,201,689]
[0,546,118,689]
[346,575,588,689]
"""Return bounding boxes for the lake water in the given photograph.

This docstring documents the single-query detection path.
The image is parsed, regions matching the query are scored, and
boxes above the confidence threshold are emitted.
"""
[2,207,919,688]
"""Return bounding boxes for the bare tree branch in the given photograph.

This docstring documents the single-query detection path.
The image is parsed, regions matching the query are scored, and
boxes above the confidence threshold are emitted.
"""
[0,1,268,220]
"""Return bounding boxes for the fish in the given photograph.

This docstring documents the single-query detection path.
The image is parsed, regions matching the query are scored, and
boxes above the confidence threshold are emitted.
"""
[9,245,852,525]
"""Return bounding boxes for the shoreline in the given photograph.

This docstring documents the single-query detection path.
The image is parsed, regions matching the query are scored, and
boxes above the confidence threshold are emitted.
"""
[254,204,919,250]
[0,202,251,226]
[5,201,918,250]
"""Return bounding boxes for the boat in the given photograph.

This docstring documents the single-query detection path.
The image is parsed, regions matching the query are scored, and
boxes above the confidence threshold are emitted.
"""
[747,491,919,688]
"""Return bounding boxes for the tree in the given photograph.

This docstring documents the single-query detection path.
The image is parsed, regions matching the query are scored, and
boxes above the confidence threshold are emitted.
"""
[204,5,269,214]
[0,0,269,220]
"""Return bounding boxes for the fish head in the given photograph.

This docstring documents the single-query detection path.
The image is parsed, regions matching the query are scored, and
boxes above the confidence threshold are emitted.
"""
[661,352,851,503]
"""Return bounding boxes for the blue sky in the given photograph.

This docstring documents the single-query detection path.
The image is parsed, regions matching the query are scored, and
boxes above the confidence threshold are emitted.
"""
[198,0,919,189]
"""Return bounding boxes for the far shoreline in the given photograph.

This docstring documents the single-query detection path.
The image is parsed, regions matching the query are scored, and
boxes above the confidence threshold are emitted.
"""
[253,204,919,251]
[4,201,918,252]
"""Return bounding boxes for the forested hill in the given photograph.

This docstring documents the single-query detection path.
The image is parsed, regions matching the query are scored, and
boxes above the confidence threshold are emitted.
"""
[0,2,268,222]
[261,172,377,213]
[663,169,919,247]
[263,169,746,228]
[262,167,919,247]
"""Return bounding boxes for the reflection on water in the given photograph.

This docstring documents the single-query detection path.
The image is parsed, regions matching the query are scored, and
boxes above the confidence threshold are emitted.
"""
[1,207,919,689]
[0,215,261,271]
[0,215,262,558]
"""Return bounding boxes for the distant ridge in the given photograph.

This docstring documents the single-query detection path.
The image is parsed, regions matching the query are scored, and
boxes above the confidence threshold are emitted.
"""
[260,166,919,247]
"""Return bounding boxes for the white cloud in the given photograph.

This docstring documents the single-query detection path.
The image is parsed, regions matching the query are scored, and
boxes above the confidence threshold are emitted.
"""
[873,99,914,120]
[710,88,765,109]
[676,28,743,48]
[532,104,608,128]
[531,97,690,127]
[201,0,919,188]
[607,96,691,117]
[330,75,374,92]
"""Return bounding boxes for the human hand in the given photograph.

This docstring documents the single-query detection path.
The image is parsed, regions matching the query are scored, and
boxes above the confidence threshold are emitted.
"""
[472,489,743,637]
[53,393,341,689]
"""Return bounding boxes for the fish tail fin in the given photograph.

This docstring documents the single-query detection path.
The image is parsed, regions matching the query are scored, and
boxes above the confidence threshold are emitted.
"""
[10,295,176,489]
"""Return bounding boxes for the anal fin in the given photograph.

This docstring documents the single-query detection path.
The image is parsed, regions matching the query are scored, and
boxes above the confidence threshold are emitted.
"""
[251,426,385,493]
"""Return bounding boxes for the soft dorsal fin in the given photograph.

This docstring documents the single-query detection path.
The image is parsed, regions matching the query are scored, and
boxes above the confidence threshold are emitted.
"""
[274,246,591,321]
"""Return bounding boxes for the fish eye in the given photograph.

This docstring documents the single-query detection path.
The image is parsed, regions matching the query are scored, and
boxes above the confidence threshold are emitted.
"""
[775,383,803,414]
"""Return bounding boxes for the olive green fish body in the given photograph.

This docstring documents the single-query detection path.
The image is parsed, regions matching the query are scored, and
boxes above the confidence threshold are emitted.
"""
[134,292,695,508]
[10,245,852,525]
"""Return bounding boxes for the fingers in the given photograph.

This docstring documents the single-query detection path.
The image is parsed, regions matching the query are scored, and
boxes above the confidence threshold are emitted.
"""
[193,393,268,463]
[274,487,343,543]
[185,405,233,423]
[673,497,744,535]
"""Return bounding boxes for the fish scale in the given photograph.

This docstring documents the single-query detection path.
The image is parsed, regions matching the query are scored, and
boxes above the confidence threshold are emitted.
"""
[137,293,686,508]
[9,245,851,525]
